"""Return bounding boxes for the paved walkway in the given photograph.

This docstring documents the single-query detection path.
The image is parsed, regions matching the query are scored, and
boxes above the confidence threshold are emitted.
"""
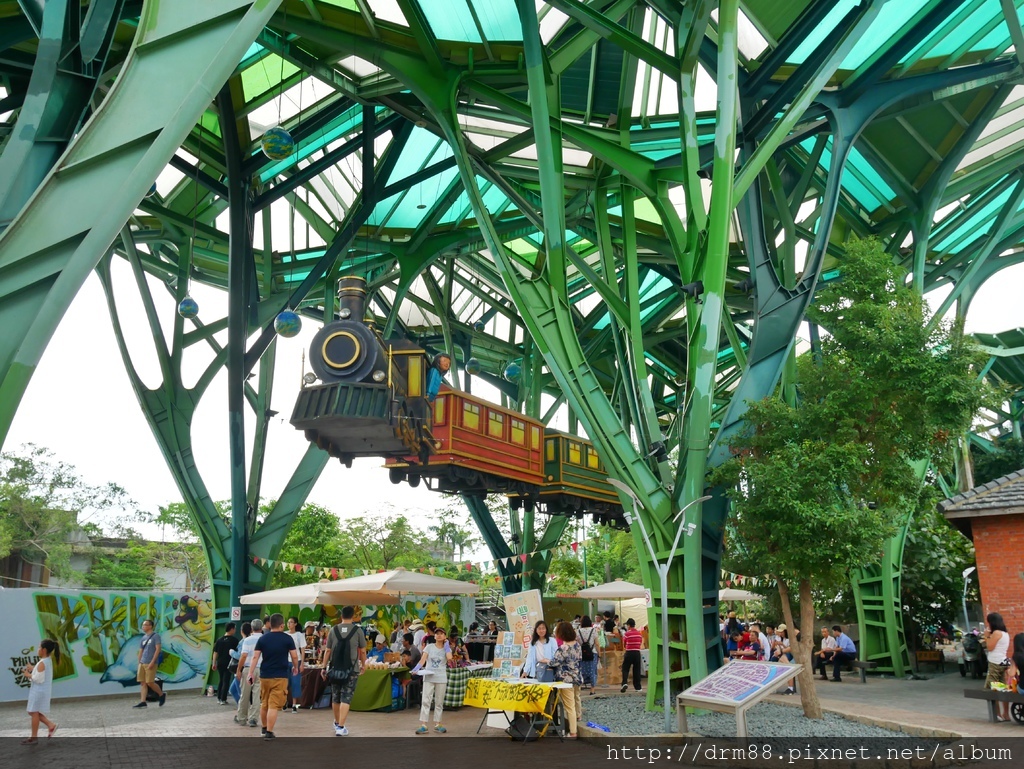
[1,672,1021,740]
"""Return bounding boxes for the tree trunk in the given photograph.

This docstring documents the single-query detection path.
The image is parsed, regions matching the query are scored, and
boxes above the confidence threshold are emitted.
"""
[778,577,823,719]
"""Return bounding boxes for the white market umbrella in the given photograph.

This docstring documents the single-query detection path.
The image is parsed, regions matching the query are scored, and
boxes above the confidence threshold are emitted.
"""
[318,568,480,599]
[719,588,761,602]
[238,582,399,606]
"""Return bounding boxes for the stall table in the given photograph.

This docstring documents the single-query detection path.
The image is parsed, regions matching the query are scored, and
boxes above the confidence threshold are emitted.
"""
[444,663,495,708]
[463,676,568,741]
[298,666,409,712]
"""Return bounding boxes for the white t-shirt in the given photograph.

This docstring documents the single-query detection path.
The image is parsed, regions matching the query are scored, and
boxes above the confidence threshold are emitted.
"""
[413,629,426,648]
[821,635,838,651]
[240,634,261,670]
[289,631,306,657]
[420,643,450,683]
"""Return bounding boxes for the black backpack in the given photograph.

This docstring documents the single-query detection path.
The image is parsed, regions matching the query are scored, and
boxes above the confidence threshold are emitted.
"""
[327,625,357,682]
[580,628,595,661]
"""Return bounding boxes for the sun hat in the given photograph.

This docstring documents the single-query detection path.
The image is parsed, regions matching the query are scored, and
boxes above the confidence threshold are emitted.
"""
[777,623,787,632]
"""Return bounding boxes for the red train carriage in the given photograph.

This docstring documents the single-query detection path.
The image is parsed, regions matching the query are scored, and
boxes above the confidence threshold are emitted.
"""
[386,387,545,494]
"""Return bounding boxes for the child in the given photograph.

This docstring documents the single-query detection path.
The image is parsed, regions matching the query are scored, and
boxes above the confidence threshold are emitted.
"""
[23,639,59,745]
[412,626,453,734]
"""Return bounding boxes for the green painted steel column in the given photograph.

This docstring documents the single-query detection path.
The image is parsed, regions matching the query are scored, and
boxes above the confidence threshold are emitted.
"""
[677,0,741,688]
[0,0,282,451]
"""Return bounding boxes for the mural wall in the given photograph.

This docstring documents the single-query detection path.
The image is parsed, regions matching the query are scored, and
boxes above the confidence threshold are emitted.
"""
[1,588,213,703]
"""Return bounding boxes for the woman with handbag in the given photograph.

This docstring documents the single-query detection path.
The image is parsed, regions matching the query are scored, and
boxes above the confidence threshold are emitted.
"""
[578,616,599,694]
[551,622,583,739]
[523,621,557,682]
[22,639,59,745]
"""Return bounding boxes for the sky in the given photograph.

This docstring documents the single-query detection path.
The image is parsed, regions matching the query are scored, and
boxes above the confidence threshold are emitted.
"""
[6,254,1024,565]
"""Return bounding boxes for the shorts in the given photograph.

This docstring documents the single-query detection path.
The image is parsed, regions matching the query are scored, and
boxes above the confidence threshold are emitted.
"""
[985,661,1010,688]
[137,664,157,684]
[261,677,289,711]
[330,669,360,705]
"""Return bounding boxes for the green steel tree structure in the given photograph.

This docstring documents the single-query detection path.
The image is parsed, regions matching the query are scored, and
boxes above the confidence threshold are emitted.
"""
[4,0,1024,710]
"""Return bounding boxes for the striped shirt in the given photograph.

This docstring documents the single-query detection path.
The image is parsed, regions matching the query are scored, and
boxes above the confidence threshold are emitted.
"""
[622,628,643,651]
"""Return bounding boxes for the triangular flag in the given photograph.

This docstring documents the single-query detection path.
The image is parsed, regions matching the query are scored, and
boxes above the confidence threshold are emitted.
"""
[571,542,579,553]
[331,568,338,579]
[520,553,528,563]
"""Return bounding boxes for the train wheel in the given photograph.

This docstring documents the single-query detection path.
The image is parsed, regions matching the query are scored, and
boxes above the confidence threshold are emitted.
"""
[389,468,406,485]
[408,474,421,488]
[1012,703,1024,725]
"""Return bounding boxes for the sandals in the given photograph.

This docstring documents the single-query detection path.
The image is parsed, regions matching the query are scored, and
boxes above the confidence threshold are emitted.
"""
[48,723,58,738]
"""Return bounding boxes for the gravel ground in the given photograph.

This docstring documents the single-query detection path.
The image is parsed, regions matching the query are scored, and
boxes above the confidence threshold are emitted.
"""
[580,695,905,737]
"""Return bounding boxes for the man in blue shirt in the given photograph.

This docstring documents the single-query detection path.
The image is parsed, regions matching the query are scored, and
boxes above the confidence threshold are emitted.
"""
[249,613,299,739]
[817,624,857,682]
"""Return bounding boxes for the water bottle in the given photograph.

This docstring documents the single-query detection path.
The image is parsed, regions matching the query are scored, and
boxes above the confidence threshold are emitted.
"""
[586,721,611,732]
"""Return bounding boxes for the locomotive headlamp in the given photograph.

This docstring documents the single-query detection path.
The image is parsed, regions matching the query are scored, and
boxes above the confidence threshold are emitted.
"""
[372,370,386,382]
[339,307,352,319]
[302,372,317,385]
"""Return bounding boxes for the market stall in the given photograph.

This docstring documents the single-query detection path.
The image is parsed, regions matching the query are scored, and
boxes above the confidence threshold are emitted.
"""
[444,662,494,708]
[298,665,409,711]
[463,676,568,740]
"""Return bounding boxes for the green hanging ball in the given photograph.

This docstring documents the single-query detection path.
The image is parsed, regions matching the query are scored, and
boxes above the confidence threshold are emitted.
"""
[466,358,481,376]
[503,359,522,383]
[178,296,199,319]
[274,309,301,338]
[261,126,295,161]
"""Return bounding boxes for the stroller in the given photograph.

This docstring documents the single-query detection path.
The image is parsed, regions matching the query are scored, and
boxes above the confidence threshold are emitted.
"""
[957,630,986,679]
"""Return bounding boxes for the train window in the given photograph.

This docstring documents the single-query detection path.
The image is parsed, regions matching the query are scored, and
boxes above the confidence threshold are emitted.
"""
[463,402,480,430]
[434,397,445,425]
[586,446,600,469]
[568,442,582,465]
[407,355,423,397]
[532,426,540,449]
[511,418,525,445]
[545,439,555,462]
[488,410,505,438]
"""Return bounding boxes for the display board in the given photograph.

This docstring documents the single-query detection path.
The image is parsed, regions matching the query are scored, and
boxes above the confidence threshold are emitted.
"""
[677,660,802,737]
[496,589,543,674]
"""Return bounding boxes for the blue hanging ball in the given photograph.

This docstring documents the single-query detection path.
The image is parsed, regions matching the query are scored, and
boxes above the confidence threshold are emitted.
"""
[261,126,295,161]
[503,359,522,383]
[145,182,158,199]
[178,296,199,319]
[274,309,302,338]
[473,320,486,332]
[465,358,481,376]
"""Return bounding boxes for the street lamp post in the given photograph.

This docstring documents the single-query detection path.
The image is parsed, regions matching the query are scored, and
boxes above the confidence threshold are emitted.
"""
[608,478,711,734]
[962,566,976,633]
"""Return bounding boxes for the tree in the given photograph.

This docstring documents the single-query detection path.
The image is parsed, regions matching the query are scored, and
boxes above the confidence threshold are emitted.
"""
[270,503,348,588]
[337,506,433,571]
[0,445,135,582]
[972,437,1024,486]
[713,238,984,719]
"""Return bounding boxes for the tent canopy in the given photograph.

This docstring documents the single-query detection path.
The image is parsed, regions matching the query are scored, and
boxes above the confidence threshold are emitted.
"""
[719,588,761,602]
[317,568,480,597]
[577,579,647,600]
[237,582,398,606]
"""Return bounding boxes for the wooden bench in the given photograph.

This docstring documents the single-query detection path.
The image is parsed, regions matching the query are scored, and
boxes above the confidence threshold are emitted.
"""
[914,649,945,673]
[850,660,878,683]
[963,688,1024,724]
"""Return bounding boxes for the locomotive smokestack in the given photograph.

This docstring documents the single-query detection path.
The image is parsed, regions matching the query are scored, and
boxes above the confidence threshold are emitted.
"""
[337,275,367,320]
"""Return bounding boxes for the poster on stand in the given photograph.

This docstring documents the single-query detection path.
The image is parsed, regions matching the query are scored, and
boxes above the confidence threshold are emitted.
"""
[495,589,543,672]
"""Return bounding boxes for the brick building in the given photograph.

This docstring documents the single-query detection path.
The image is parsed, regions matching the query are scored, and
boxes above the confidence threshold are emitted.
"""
[941,469,1024,635]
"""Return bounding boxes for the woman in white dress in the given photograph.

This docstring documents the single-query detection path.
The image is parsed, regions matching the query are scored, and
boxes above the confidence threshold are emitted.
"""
[23,638,59,745]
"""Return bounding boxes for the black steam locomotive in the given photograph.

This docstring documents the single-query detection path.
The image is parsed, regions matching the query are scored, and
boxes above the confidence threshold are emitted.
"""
[290,276,435,467]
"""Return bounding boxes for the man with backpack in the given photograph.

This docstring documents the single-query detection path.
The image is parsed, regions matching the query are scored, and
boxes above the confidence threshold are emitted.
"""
[321,606,366,737]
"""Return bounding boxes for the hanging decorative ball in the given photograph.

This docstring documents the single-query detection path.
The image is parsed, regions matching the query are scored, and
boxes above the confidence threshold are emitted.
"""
[261,126,295,161]
[473,320,486,332]
[178,296,199,319]
[274,309,302,338]
[503,359,522,383]
[145,182,158,198]
[465,358,481,376]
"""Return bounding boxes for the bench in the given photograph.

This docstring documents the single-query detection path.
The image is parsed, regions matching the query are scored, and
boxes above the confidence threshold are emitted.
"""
[914,649,945,673]
[963,688,1024,724]
[850,660,878,683]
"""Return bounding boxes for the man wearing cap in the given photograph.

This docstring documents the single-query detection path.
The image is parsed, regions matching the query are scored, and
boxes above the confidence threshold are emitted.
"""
[368,634,388,663]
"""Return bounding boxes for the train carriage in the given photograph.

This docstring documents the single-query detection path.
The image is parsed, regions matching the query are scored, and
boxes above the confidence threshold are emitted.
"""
[533,429,621,519]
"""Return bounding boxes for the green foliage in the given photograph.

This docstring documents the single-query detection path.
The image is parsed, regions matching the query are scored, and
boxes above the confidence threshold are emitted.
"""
[714,236,985,591]
[83,532,158,589]
[270,502,349,588]
[972,438,1024,486]
[0,445,135,582]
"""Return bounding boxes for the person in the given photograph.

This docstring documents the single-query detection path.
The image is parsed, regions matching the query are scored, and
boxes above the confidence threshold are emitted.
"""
[983,612,1011,722]
[551,622,583,739]
[749,622,770,661]
[304,621,320,656]
[619,618,644,692]
[602,617,621,648]
[773,624,792,662]
[400,632,422,668]
[426,353,451,402]
[412,626,453,734]
[524,621,557,681]
[578,615,599,695]
[322,606,367,737]
[247,613,299,739]
[764,625,779,661]
[235,618,264,726]
[411,621,426,648]
[285,617,306,712]
[730,631,758,661]
[133,619,165,709]
[487,620,499,638]
[449,629,468,665]
[817,625,838,668]
[419,621,437,649]
[817,625,856,682]
[1007,632,1024,695]
[21,638,59,745]
[368,634,388,662]
[392,619,412,648]
[211,622,239,705]
[725,610,742,638]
